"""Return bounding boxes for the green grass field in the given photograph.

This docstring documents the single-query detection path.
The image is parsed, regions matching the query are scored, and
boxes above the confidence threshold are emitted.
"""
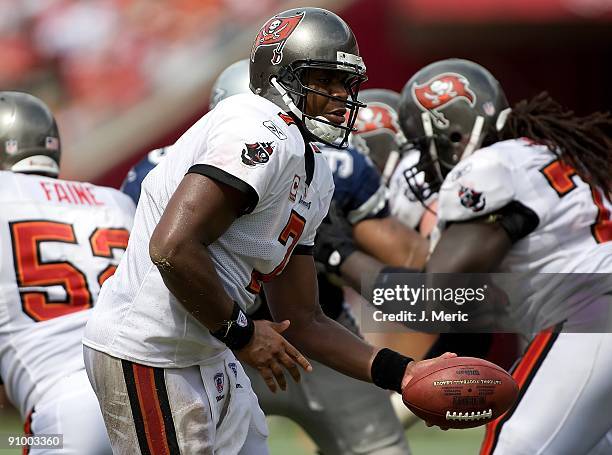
[266,416,484,455]
[0,408,484,454]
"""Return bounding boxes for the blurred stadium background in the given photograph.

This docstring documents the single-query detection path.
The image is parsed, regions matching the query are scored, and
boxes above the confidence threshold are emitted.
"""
[1,0,610,453]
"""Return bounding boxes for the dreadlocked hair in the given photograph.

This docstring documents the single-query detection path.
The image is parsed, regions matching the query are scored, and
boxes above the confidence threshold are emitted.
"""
[498,91,612,197]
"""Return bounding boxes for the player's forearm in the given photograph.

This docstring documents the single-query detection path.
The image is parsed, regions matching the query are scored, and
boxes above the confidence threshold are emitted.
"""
[353,217,429,269]
[266,254,406,385]
[338,250,385,292]
[283,312,379,382]
[150,239,234,331]
[426,221,510,273]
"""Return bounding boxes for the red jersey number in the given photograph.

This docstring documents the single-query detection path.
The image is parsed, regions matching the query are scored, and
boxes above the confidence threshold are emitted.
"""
[247,210,307,294]
[10,221,129,322]
[541,160,612,243]
[89,227,130,285]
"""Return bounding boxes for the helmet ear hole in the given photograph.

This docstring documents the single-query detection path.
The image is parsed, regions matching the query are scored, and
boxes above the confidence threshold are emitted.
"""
[284,70,296,83]
[449,131,463,143]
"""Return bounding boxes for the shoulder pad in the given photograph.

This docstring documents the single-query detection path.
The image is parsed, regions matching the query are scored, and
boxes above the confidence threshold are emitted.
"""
[438,148,515,223]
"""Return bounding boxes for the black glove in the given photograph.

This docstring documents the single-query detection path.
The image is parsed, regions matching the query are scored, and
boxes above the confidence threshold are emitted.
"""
[313,201,357,275]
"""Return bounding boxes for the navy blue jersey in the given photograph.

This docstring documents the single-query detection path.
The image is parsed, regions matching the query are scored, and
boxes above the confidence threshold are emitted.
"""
[120,147,170,204]
[319,145,388,223]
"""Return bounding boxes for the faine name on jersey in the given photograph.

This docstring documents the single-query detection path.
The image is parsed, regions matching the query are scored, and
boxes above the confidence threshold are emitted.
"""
[39,180,105,206]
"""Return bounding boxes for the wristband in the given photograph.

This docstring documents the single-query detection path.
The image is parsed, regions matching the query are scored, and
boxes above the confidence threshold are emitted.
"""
[312,201,356,275]
[371,348,413,393]
[211,302,255,350]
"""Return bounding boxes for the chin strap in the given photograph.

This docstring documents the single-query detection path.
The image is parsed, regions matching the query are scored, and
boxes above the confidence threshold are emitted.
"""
[381,150,400,185]
[270,77,344,143]
[461,114,485,160]
[305,117,343,143]
[380,128,408,184]
[421,112,444,183]
[496,107,512,131]
[459,107,513,162]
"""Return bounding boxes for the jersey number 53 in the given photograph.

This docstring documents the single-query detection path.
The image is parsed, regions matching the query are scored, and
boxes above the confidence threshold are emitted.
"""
[10,220,129,322]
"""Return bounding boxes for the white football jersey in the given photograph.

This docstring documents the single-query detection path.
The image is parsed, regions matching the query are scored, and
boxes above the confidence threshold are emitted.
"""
[0,172,135,418]
[83,93,334,368]
[436,138,612,331]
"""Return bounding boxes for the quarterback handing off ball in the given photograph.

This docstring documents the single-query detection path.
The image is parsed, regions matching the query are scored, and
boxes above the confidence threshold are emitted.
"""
[402,357,518,429]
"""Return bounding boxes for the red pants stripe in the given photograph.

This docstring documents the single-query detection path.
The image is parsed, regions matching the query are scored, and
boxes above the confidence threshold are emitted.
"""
[22,409,33,455]
[122,360,180,455]
[480,327,560,454]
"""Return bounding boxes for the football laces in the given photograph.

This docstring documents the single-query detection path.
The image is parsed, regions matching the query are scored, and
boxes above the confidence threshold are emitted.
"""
[445,409,493,421]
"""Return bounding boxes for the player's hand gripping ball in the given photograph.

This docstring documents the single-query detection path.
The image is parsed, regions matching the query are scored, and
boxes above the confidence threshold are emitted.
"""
[402,356,518,429]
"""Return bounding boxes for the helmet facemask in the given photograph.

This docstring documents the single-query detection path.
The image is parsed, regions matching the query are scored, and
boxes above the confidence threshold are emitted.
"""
[402,136,443,211]
[270,58,367,148]
[402,111,491,210]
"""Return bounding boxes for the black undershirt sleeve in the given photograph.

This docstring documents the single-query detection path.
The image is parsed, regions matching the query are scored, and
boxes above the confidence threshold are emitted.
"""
[446,200,539,243]
[187,164,259,215]
[493,201,540,243]
[293,244,314,255]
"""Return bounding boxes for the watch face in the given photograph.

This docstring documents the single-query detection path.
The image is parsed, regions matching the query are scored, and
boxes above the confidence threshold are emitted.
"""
[329,250,342,266]
[237,310,248,327]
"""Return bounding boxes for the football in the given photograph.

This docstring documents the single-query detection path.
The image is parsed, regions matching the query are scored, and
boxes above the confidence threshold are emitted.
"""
[402,357,518,429]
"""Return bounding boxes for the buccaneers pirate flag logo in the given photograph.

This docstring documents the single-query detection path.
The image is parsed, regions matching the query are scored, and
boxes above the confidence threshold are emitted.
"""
[458,185,485,212]
[354,103,400,135]
[241,142,275,167]
[412,73,476,128]
[250,12,305,65]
